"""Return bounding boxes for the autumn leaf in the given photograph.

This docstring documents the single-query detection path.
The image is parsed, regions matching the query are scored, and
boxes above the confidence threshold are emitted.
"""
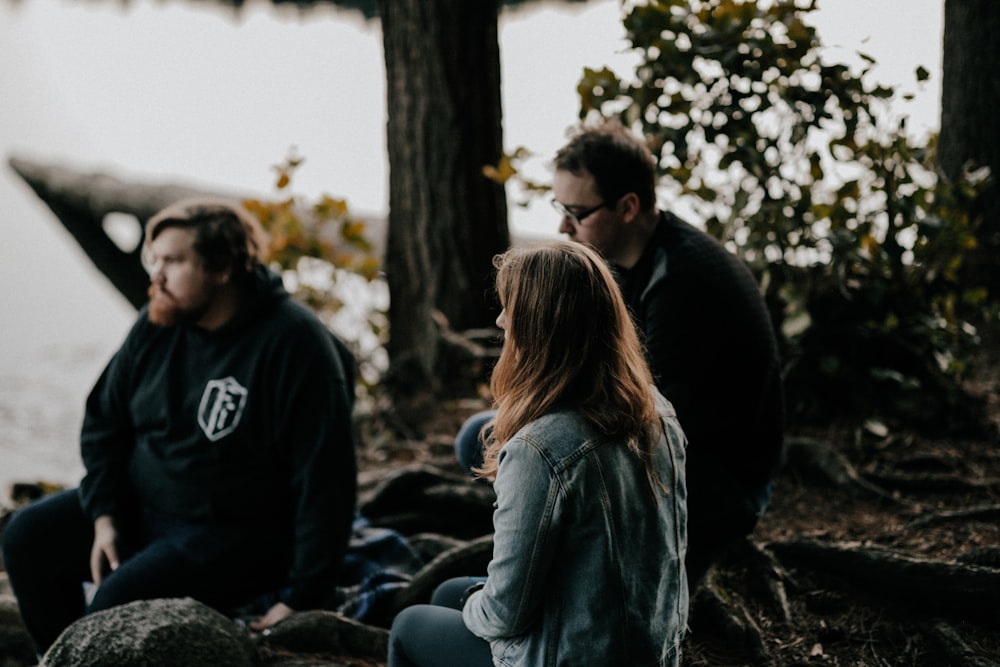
[315,195,349,219]
[482,154,518,184]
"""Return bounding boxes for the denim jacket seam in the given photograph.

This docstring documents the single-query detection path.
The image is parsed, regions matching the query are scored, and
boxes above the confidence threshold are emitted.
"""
[522,428,605,475]
[516,469,561,629]
[498,435,566,637]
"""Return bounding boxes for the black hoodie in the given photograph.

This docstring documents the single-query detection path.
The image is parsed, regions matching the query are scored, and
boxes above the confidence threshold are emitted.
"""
[79,267,357,610]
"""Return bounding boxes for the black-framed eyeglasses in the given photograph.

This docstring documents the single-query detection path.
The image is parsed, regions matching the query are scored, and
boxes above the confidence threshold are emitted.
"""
[550,197,607,227]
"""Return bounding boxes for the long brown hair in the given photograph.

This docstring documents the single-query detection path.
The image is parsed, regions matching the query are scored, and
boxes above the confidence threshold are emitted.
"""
[476,241,661,483]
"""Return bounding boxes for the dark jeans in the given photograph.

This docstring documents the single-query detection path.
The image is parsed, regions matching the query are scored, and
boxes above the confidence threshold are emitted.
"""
[454,411,773,590]
[388,577,492,667]
[1,489,290,652]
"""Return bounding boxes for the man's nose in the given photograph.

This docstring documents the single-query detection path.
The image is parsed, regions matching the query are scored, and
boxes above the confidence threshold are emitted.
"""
[147,260,165,283]
[558,215,575,235]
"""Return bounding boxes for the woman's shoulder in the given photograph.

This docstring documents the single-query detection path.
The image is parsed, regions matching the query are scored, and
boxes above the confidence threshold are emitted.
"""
[652,388,678,420]
[508,411,603,465]
[652,388,688,453]
[517,410,588,440]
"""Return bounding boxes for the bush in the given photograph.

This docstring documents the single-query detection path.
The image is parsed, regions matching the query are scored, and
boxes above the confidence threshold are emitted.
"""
[573,0,992,434]
[243,151,388,397]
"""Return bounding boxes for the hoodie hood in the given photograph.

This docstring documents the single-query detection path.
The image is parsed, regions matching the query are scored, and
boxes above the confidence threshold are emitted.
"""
[213,265,290,336]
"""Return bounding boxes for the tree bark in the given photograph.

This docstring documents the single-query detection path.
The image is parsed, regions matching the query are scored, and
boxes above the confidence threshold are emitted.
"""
[379,0,509,417]
[938,0,1000,295]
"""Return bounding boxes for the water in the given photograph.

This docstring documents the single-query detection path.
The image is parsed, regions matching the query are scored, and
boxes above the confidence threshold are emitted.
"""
[0,0,943,503]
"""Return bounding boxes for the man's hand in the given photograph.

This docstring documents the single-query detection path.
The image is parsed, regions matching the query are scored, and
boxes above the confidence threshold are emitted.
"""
[250,602,294,633]
[90,514,120,586]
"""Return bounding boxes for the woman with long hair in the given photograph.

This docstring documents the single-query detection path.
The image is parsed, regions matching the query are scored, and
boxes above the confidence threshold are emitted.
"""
[388,241,688,667]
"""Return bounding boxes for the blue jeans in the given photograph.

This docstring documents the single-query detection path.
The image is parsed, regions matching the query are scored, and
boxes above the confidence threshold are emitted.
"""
[454,410,493,473]
[388,577,492,667]
[1,489,291,652]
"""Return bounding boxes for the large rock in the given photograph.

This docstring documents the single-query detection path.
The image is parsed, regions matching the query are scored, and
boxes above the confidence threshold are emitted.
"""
[42,597,257,667]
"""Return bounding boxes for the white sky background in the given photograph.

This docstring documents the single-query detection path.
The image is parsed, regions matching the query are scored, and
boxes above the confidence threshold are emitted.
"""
[0,0,944,493]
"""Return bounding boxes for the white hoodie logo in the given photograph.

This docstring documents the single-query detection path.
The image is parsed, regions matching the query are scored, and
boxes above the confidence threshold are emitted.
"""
[198,377,248,442]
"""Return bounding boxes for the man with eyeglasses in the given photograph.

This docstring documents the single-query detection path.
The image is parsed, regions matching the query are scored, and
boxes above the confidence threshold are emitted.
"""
[457,121,783,588]
[550,120,785,589]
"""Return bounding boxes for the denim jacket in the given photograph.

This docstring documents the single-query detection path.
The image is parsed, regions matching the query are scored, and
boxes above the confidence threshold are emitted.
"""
[463,390,688,667]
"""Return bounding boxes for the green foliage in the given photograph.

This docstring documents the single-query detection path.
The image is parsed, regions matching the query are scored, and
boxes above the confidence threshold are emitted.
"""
[573,0,992,434]
[243,150,388,396]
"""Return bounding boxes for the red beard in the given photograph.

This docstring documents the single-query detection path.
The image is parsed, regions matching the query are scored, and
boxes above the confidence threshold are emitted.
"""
[147,284,200,327]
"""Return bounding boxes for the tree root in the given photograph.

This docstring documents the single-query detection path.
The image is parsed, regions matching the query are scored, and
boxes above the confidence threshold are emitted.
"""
[404,532,468,563]
[682,539,799,666]
[922,620,1000,667]
[905,503,1000,529]
[724,539,793,624]
[385,534,494,616]
[863,470,996,495]
[686,580,769,666]
[782,438,909,505]
[767,538,1000,622]
[256,610,389,664]
[957,546,1000,569]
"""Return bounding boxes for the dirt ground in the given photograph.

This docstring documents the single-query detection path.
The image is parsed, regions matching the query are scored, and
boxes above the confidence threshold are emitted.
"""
[688,338,1000,666]
[706,427,1000,666]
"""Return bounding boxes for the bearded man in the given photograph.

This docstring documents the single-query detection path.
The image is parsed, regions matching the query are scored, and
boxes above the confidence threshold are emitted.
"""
[2,198,358,654]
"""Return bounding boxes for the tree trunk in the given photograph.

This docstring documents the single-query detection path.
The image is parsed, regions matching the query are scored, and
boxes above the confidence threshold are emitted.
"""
[379,0,509,418]
[938,0,1000,296]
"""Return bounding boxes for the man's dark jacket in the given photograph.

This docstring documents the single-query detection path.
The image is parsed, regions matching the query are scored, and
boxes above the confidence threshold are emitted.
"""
[617,211,784,527]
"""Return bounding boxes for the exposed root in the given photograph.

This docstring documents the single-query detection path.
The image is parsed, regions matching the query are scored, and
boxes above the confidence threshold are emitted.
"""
[384,535,493,616]
[905,503,1000,529]
[767,538,1000,622]
[685,580,769,666]
[922,620,1000,667]
[782,438,909,505]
